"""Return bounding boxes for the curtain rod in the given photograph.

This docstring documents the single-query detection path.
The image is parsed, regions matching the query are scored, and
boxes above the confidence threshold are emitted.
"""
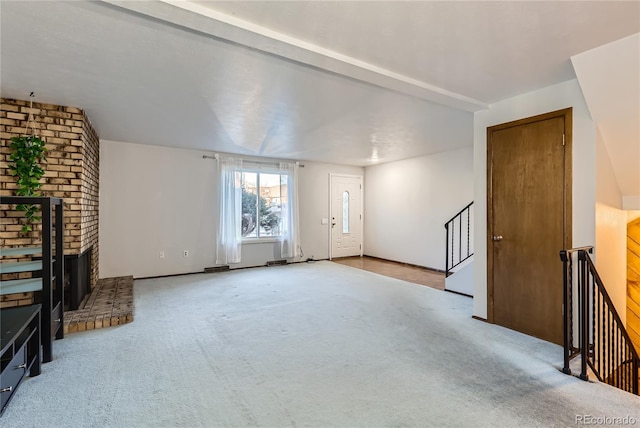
[202,154,304,167]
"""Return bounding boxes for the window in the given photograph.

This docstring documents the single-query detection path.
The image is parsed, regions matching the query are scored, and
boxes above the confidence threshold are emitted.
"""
[342,191,350,233]
[241,171,288,239]
[217,157,299,262]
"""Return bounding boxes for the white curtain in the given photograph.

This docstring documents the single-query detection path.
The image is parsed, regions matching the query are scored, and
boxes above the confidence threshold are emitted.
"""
[216,157,243,264]
[279,162,300,259]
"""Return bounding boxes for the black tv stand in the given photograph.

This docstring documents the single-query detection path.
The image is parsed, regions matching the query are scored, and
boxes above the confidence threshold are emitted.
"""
[0,304,41,416]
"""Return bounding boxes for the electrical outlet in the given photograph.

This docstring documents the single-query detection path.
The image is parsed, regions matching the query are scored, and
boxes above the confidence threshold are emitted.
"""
[183,250,189,257]
[159,251,165,259]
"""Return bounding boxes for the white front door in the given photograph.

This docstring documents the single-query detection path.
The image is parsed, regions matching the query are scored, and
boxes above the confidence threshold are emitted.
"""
[330,174,362,259]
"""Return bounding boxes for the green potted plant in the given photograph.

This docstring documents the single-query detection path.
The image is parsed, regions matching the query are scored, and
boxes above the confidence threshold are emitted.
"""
[8,134,47,232]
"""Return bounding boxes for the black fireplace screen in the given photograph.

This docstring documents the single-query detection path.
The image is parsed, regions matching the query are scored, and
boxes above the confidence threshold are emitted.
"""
[64,247,92,311]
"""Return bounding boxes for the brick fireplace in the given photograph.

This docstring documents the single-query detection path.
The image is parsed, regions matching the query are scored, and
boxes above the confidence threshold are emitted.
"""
[0,98,100,309]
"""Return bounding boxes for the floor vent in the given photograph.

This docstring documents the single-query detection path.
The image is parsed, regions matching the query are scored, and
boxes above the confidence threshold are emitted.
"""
[266,260,287,266]
[204,265,230,273]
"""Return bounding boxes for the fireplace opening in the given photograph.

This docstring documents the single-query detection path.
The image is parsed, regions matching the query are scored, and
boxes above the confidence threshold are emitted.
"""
[64,247,92,311]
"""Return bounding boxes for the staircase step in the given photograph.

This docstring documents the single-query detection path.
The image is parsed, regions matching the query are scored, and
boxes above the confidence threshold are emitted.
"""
[0,260,43,274]
[0,247,42,257]
[0,278,42,295]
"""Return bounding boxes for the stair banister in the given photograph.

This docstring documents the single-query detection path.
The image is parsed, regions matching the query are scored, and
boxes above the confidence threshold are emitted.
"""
[444,201,473,277]
[560,246,639,395]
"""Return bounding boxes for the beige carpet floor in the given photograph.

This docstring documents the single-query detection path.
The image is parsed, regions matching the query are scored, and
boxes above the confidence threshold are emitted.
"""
[2,261,638,427]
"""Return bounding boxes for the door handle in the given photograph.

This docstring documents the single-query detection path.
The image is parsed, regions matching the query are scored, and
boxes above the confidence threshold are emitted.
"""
[492,235,503,241]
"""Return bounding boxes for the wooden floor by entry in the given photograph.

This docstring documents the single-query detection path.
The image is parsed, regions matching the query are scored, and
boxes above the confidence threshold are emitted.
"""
[331,256,445,291]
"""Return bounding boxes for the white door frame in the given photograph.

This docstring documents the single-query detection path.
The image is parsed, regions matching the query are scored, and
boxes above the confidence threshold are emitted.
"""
[329,173,363,260]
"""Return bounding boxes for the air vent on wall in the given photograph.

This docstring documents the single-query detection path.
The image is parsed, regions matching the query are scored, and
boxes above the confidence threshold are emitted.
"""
[204,265,230,273]
[266,260,287,266]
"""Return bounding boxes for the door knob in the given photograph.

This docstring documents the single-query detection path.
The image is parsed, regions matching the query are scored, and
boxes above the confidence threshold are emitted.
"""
[492,235,503,241]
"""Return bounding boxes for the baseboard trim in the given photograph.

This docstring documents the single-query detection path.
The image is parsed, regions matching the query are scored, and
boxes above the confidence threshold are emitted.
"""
[136,271,205,280]
[444,289,473,298]
[472,315,488,322]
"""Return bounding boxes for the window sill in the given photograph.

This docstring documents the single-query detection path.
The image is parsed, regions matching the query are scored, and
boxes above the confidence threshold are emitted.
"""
[242,238,281,245]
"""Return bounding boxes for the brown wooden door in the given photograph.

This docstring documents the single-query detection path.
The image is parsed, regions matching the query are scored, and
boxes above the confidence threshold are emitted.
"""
[488,109,572,345]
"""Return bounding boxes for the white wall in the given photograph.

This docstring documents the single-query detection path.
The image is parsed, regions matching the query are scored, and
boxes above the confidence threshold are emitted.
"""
[99,140,362,278]
[444,260,474,296]
[594,127,628,324]
[298,161,364,262]
[363,147,473,270]
[100,141,217,278]
[571,33,640,207]
[473,79,596,319]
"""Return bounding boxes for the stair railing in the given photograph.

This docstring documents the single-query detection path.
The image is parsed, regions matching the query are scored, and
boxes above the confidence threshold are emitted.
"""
[444,201,473,277]
[560,247,639,395]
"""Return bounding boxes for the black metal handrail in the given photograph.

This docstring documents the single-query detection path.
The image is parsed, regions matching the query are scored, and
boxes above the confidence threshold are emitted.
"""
[444,201,473,277]
[560,247,639,395]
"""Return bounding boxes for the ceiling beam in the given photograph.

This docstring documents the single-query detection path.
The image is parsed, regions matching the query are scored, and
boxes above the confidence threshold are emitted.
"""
[102,0,488,112]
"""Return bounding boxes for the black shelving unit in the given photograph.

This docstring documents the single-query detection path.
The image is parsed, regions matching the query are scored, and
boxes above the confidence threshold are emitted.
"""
[0,196,64,363]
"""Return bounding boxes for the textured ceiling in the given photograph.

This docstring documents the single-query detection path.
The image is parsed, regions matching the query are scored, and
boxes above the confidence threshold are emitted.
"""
[1,1,638,167]
[197,0,640,103]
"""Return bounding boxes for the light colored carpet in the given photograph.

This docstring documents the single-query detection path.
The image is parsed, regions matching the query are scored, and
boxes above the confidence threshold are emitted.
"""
[2,261,638,427]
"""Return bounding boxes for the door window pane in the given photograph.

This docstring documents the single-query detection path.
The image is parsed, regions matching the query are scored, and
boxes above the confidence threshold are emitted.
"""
[343,191,350,233]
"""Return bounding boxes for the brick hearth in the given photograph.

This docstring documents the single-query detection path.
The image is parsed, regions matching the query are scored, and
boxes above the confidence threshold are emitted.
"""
[64,276,134,334]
